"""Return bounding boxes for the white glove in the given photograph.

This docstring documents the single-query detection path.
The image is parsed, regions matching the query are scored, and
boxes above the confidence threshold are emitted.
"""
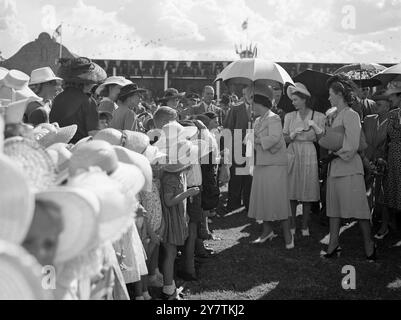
[289,128,303,140]
[308,120,323,134]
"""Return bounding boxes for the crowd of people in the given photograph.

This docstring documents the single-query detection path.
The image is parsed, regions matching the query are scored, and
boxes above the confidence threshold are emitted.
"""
[0,56,400,300]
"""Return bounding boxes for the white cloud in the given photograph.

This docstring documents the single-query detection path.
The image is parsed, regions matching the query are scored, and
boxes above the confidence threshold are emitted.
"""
[0,0,28,57]
[1,0,399,63]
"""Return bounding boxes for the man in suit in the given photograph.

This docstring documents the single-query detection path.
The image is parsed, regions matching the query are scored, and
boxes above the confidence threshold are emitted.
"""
[192,86,224,125]
[357,86,375,121]
[221,86,254,214]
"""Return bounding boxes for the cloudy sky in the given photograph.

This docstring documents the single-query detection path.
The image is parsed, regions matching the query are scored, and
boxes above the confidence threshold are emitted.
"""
[1,0,400,62]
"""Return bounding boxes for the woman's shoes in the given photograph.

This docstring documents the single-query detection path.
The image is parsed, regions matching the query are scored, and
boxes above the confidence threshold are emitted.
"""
[252,231,277,244]
[366,243,377,262]
[321,246,342,259]
[286,235,295,250]
[160,290,180,300]
[374,229,389,240]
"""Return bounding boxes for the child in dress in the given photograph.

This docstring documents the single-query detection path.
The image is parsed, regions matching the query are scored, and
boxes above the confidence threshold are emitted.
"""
[160,159,200,299]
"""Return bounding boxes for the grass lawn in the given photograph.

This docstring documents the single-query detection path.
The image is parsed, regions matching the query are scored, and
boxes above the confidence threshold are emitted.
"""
[179,192,401,300]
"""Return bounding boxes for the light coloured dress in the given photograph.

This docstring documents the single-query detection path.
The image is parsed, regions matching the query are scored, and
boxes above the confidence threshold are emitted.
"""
[326,107,370,219]
[248,111,291,222]
[283,110,325,202]
[113,220,148,284]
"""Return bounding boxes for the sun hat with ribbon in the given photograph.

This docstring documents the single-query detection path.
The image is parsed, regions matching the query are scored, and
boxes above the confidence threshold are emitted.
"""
[113,146,153,192]
[29,67,62,86]
[3,137,56,192]
[287,82,311,99]
[95,76,132,95]
[68,169,138,245]
[0,69,42,102]
[34,123,77,148]
[68,139,146,196]
[46,143,72,185]
[0,240,53,300]
[94,128,166,164]
[36,187,101,264]
[0,97,42,124]
[0,154,35,245]
[154,120,198,150]
[160,137,210,173]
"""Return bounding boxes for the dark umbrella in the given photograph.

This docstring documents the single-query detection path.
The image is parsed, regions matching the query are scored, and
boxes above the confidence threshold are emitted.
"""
[278,69,332,114]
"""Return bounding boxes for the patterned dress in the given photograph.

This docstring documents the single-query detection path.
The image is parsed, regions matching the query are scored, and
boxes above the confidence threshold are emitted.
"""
[384,108,401,211]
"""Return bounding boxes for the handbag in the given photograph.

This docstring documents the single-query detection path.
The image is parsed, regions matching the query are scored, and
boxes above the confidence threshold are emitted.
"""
[319,125,368,152]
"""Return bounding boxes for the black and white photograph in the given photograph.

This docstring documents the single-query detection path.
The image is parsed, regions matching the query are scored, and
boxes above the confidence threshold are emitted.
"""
[0,0,401,306]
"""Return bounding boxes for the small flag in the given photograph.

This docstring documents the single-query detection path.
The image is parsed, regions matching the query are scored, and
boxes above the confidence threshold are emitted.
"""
[241,19,248,31]
[52,24,62,40]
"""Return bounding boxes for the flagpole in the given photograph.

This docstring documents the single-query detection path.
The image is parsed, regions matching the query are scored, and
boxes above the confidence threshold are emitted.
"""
[59,23,63,60]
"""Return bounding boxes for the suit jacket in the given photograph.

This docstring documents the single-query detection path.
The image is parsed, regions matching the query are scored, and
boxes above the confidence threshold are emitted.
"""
[329,108,364,177]
[362,113,390,161]
[253,111,287,166]
[223,102,251,161]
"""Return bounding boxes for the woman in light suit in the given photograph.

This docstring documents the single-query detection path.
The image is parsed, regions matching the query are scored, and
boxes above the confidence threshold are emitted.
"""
[323,75,376,261]
[247,86,293,249]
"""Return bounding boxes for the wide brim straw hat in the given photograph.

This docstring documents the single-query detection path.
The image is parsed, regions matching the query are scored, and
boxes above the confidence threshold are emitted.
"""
[94,128,166,164]
[287,82,311,99]
[161,139,209,173]
[0,69,42,102]
[67,170,136,245]
[57,57,107,84]
[46,143,72,185]
[3,137,56,192]
[154,121,198,150]
[0,240,53,300]
[29,67,62,86]
[113,146,152,192]
[0,154,35,244]
[0,115,4,152]
[0,67,8,82]
[94,128,151,153]
[69,136,93,153]
[95,76,132,95]
[1,97,42,124]
[36,187,100,263]
[35,124,77,148]
[68,139,146,197]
